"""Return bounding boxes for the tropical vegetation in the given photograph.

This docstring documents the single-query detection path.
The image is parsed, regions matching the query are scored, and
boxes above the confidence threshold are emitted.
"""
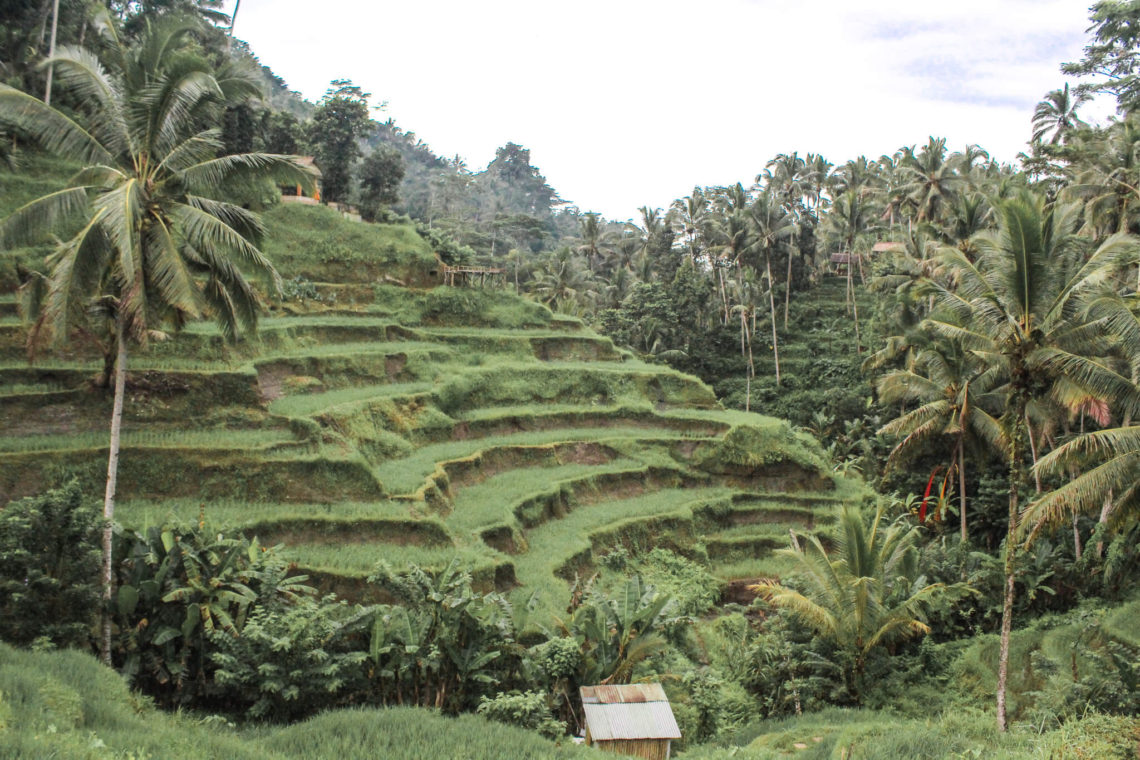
[1,1,1140,758]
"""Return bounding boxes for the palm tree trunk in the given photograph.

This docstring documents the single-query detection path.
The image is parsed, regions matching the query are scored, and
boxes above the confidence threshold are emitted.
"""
[958,437,967,542]
[717,265,729,325]
[1025,413,1042,493]
[1096,490,1115,558]
[783,249,793,328]
[43,0,59,106]
[997,398,1027,732]
[1073,514,1083,561]
[765,251,781,386]
[101,316,127,665]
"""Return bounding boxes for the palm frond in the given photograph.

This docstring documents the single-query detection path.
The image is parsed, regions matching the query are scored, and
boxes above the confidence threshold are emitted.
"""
[0,85,113,165]
[0,187,91,247]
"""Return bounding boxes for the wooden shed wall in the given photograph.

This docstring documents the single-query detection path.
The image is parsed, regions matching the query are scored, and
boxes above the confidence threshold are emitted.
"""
[594,738,671,759]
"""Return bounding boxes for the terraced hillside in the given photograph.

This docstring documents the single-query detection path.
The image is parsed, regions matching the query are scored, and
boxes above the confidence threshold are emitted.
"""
[0,202,865,624]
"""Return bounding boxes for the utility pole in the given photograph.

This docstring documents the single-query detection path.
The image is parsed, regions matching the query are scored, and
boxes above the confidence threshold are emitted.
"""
[44,0,60,105]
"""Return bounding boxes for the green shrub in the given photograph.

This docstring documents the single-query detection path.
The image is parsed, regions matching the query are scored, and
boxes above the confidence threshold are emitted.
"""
[0,480,100,648]
[210,596,368,721]
[477,690,564,740]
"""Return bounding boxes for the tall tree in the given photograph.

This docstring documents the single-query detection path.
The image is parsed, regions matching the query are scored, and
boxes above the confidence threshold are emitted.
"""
[925,191,1140,730]
[309,79,372,204]
[1032,84,1090,145]
[747,189,795,386]
[0,13,313,663]
[877,340,1005,540]
[1062,0,1140,114]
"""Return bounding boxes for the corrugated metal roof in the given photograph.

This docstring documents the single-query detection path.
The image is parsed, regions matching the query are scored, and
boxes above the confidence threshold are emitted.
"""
[583,702,681,741]
[580,684,681,741]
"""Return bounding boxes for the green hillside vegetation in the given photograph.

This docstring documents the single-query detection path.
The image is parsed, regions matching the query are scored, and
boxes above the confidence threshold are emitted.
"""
[5,2,1140,756]
[0,157,860,623]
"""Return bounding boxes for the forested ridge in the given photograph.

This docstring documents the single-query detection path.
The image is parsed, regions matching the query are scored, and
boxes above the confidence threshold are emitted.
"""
[1,1,1140,758]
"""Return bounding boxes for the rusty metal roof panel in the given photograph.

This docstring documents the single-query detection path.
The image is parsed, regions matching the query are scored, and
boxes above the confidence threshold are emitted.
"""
[580,683,667,704]
[582,702,681,741]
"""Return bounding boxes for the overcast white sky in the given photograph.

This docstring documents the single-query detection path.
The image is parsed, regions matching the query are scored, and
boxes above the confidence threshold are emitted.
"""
[226,0,1112,222]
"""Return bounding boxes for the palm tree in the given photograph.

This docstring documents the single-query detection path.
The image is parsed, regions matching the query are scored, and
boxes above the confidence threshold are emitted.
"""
[752,504,960,700]
[574,212,614,273]
[670,188,707,264]
[877,341,1005,540]
[1021,290,1140,546]
[747,189,795,386]
[530,249,595,315]
[1023,425,1140,546]
[900,137,961,223]
[925,191,1140,730]
[0,14,313,663]
[1032,84,1090,146]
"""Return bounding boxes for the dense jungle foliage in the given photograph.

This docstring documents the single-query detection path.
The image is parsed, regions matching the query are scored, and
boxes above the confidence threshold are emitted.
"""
[1,1,1140,758]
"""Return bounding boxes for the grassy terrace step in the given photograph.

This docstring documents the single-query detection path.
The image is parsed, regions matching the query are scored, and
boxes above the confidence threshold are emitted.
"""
[434,360,718,413]
[0,448,382,505]
[453,404,760,439]
[510,487,737,624]
[253,342,452,394]
[446,458,644,535]
[268,382,435,416]
[116,497,417,532]
[703,524,804,561]
[0,427,296,453]
[0,365,263,407]
[397,327,621,362]
[284,544,501,591]
[375,427,713,496]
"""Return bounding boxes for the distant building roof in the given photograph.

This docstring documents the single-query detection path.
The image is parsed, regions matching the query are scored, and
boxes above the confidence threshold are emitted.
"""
[580,684,681,741]
[873,242,905,253]
[295,156,321,177]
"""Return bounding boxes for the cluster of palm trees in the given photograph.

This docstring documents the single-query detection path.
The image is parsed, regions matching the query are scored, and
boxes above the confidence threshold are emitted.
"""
[522,90,1140,730]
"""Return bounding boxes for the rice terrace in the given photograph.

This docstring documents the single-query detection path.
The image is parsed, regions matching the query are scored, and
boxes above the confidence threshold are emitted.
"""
[2,1,1140,758]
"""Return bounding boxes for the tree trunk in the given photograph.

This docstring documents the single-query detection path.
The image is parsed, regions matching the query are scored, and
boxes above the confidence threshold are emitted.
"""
[43,0,59,106]
[765,251,780,386]
[1096,490,1115,558]
[1072,514,1083,561]
[997,398,1027,732]
[958,436,967,542]
[1025,413,1042,494]
[101,317,127,665]
[783,249,793,329]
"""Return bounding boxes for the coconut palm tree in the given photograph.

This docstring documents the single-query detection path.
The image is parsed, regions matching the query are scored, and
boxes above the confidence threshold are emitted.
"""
[900,137,962,223]
[877,340,1005,540]
[924,191,1140,730]
[1021,290,1140,545]
[752,504,961,701]
[0,13,313,663]
[747,189,795,386]
[1032,83,1090,146]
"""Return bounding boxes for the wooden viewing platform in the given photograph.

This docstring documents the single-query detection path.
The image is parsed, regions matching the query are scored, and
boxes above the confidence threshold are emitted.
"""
[441,265,506,287]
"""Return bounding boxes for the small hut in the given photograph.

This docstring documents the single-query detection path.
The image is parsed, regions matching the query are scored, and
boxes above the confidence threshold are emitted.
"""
[872,241,904,255]
[829,251,859,274]
[580,684,681,759]
[281,156,321,204]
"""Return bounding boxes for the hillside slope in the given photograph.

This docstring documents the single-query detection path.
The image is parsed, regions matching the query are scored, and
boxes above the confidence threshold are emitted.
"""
[0,192,864,621]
